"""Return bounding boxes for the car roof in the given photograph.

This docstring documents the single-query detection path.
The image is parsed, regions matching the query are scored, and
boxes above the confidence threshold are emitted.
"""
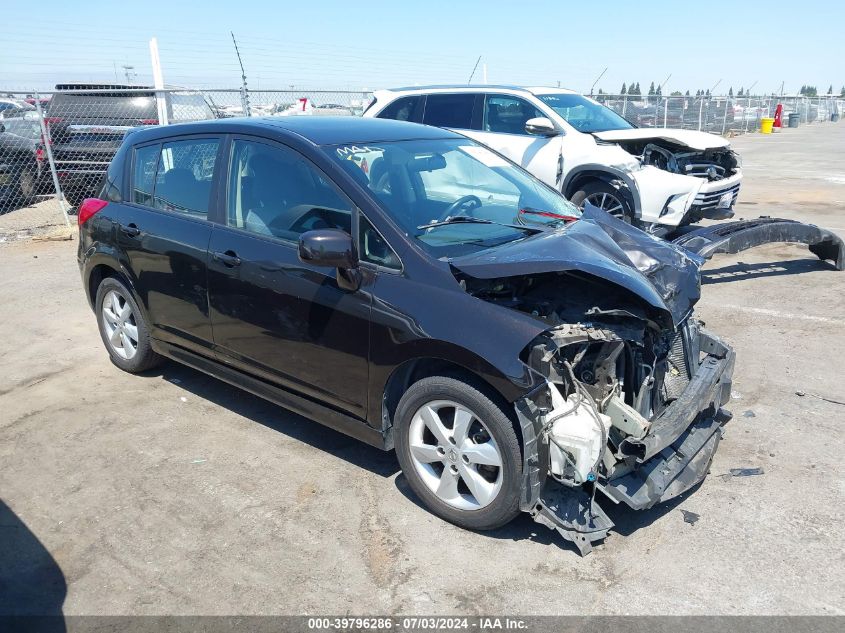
[379,85,578,96]
[126,116,462,146]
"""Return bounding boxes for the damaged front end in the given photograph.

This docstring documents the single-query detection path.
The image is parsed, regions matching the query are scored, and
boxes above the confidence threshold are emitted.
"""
[515,318,734,555]
[451,208,736,555]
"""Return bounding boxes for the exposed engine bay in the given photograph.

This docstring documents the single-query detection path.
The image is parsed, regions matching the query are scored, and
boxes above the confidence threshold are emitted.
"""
[458,269,735,554]
[618,139,741,182]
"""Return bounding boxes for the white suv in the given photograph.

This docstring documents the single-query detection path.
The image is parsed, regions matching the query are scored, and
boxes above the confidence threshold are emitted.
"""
[364,85,743,233]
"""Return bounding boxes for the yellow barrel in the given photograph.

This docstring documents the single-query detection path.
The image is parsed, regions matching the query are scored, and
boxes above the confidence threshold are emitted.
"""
[760,117,775,134]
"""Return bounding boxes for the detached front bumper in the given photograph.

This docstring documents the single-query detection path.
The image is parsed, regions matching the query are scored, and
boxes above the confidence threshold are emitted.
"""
[517,328,735,555]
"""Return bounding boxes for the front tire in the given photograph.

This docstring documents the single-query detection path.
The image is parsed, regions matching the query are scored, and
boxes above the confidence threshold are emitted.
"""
[95,277,163,373]
[394,376,522,531]
[571,180,636,224]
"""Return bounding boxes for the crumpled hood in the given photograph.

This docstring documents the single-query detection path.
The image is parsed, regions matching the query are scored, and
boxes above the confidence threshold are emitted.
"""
[593,128,731,151]
[449,206,704,327]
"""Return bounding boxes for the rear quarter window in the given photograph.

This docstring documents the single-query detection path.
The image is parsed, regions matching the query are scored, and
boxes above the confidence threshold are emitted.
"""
[376,96,424,123]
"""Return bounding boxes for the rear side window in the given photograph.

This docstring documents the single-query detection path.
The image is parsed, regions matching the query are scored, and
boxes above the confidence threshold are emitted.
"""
[131,138,219,217]
[376,96,424,123]
[153,139,219,216]
[422,94,475,129]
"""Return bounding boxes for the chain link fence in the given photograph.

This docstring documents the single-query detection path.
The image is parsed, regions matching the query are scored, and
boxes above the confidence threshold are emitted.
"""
[1,86,842,244]
[593,93,844,134]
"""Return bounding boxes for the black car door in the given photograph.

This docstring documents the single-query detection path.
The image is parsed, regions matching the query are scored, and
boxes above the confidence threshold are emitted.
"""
[116,135,223,355]
[207,136,372,418]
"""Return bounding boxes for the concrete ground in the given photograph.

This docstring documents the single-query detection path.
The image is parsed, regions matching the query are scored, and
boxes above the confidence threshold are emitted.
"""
[1,122,843,616]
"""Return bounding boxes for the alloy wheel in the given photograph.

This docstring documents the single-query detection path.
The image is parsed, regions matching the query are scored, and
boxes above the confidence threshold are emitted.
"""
[101,290,139,360]
[407,400,504,510]
[583,191,628,220]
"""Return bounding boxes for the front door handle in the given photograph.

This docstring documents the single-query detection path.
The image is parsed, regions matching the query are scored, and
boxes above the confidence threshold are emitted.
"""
[120,223,140,237]
[212,250,241,267]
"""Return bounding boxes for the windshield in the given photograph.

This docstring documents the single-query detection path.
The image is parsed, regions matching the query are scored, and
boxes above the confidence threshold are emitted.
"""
[328,138,580,258]
[537,93,633,133]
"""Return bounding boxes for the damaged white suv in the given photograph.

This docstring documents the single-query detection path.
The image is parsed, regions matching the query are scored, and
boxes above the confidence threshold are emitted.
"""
[365,85,743,234]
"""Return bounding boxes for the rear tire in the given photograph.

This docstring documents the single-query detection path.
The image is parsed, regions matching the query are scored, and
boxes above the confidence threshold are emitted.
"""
[394,376,522,531]
[95,277,164,373]
[571,180,636,224]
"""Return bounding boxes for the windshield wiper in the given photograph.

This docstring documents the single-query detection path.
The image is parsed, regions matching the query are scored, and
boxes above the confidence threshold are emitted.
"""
[417,215,537,232]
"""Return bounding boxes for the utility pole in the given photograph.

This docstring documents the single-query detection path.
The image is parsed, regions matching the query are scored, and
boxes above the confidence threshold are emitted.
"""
[590,67,608,96]
[467,56,481,84]
[231,32,251,117]
[122,65,136,84]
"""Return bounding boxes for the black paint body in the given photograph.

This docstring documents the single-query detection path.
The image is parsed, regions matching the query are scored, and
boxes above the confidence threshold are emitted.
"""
[78,117,704,448]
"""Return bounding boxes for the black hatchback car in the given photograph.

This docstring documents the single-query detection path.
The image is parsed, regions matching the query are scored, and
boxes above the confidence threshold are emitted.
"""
[78,117,734,554]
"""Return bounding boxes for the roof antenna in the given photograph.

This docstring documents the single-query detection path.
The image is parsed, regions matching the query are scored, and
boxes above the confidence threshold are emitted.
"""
[467,55,482,85]
[231,31,251,117]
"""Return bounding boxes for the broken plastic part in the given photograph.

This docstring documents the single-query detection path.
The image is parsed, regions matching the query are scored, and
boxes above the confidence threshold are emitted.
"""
[672,217,844,271]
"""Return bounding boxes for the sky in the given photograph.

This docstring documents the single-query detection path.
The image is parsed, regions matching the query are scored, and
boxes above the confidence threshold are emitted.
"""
[2,0,843,95]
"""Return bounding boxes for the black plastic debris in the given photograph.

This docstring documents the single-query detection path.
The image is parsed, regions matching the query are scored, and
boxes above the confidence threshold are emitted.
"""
[742,410,756,418]
[680,509,701,525]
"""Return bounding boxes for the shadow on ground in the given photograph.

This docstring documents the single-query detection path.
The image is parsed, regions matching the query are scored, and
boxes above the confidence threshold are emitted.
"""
[701,257,835,284]
[144,363,401,479]
[394,472,691,556]
[0,500,66,630]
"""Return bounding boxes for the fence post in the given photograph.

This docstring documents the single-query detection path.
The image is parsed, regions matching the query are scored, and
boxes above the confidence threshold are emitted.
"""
[721,97,729,135]
[698,98,704,131]
[663,98,668,128]
[622,94,628,117]
[33,92,71,226]
[149,38,169,125]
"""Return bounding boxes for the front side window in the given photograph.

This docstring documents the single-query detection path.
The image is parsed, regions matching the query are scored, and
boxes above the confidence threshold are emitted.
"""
[329,138,580,259]
[152,138,219,216]
[227,139,352,241]
[376,96,424,123]
[537,93,633,133]
[483,94,544,135]
[422,94,475,129]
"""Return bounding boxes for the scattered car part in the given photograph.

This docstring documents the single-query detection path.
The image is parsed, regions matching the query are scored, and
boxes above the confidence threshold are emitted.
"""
[671,217,844,270]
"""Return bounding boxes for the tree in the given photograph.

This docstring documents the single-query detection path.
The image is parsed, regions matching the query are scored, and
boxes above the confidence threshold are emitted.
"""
[634,82,641,95]
[728,86,734,97]
[648,81,656,96]
[620,83,627,95]
[685,90,690,96]
[737,87,744,97]
[705,89,711,96]
[841,86,845,97]
[597,88,604,95]
[671,90,683,96]
[656,84,662,96]
[828,85,833,94]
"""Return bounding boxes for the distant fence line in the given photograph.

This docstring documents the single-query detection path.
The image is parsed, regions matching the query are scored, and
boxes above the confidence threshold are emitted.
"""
[0,87,842,244]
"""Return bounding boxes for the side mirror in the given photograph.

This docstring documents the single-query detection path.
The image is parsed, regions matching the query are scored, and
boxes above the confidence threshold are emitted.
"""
[524,117,559,137]
[298,229,361,291]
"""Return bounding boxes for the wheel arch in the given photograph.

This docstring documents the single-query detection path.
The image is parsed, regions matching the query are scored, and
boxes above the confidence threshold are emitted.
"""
[563,165,640,215]
[378,354,529,450]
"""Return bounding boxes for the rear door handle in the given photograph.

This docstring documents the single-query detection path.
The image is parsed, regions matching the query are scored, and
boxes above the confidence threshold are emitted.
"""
[120,223,140,237]
[212,250,241,267]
